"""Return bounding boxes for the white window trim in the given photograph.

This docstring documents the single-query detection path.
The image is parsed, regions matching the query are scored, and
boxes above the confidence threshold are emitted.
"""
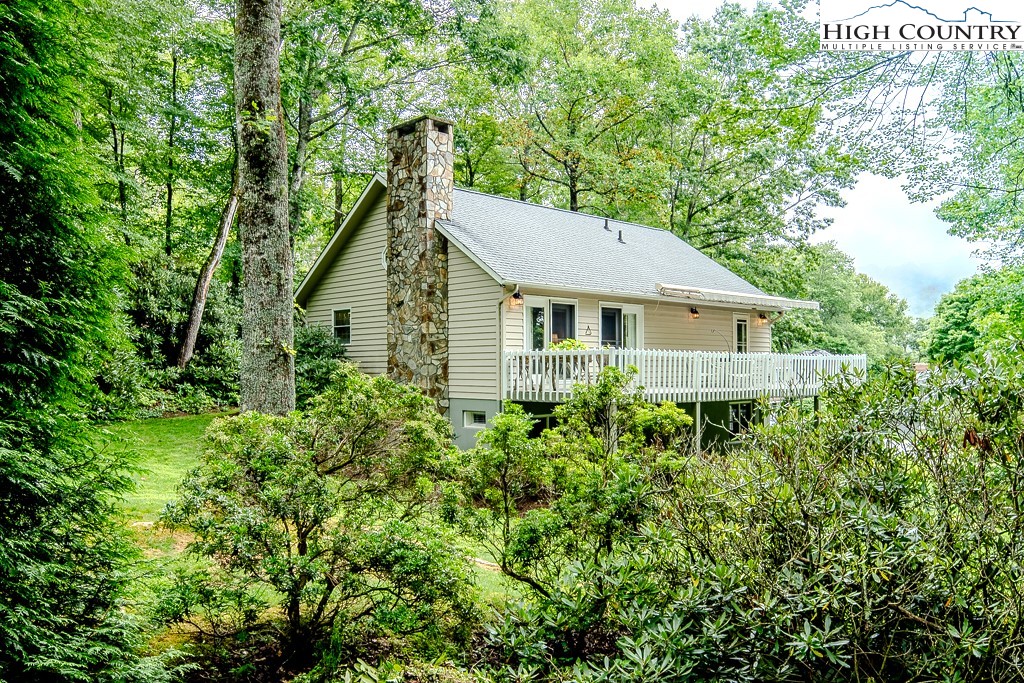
[332,308,352,344]
[522,296,579,349]
[463,410,488,430]
[598,302,645,349]
[733,313,749,353]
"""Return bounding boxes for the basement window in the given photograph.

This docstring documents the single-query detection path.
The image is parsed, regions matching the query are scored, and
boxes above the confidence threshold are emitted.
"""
[729,401,753,435]
[464,411,488,429]
[332,309,351,344]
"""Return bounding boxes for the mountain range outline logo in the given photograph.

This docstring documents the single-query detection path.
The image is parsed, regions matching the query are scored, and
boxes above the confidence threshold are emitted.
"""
[819,0,1024,50]
[837,1,1015,23]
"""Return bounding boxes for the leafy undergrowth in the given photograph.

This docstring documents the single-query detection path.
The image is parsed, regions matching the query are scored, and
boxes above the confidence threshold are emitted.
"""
[103,411,514,612]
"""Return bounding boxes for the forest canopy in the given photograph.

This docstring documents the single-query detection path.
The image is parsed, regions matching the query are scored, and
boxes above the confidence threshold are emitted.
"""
[64,0,917,420]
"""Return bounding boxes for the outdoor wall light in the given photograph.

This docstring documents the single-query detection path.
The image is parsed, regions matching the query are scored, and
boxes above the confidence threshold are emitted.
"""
[690,307,700,319]
[509,290,524,308]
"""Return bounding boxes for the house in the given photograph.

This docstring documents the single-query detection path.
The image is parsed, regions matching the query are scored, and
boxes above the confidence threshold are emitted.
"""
[295,116,866,449]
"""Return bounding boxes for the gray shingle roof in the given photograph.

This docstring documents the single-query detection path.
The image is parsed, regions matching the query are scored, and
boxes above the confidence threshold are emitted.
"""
[439,188,767,299]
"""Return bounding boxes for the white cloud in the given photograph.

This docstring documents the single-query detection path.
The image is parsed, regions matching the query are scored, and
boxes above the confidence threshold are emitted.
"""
[815,174,984,317]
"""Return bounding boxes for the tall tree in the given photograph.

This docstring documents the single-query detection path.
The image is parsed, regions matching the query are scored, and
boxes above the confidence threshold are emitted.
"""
[927,266,1024,363]
[662,4,860,256]
[280,0,461,237]
[502,0,679,213]
[914,53,1024,263]
[0,0,153,677]
[754,242,914,358]
[235,0,295,413]
[833,52,1024,262]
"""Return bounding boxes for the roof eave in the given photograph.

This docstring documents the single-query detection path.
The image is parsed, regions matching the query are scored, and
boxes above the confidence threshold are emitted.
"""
[501,281,812,311]
[656,283,820,311]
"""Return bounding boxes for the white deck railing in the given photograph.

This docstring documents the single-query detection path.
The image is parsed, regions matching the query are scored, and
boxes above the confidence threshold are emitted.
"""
[502,349,867,403]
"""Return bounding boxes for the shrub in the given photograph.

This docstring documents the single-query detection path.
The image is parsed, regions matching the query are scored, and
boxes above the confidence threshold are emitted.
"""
[121,257,241,411]
[162,364,478,678]
[458,366,692,600]
[0,413,172,681]
[295,323,347,408]
[476,352,1024,682]
[548,338,587,350]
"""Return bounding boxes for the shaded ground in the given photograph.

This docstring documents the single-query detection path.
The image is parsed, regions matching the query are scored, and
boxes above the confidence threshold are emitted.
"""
[102,412,515,604]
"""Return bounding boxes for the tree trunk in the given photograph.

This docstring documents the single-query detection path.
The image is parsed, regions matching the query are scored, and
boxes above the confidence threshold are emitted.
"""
[235,0,295,414]
[332,167,345,232]
[177,161,240,369]
[332,128,348,232]
[288,93,312,235]
[164,50,178,257]
[568,163,580,212]
[105,88,130,245]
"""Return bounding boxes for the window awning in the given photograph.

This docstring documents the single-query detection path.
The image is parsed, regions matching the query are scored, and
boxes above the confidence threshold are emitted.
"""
[655,283,820,311]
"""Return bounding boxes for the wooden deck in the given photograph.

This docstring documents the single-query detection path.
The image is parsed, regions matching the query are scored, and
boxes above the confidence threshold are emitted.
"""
[502,349,867,403]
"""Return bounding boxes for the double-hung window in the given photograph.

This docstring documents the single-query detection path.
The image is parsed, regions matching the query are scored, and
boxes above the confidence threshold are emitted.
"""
[734,314,749,353]
[333,309,351,344]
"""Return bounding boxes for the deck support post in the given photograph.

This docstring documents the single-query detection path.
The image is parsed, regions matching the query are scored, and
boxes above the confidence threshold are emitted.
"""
[693,401,702,453]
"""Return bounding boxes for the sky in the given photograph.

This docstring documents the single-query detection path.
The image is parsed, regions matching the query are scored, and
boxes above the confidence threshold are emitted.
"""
[643,0,987,317]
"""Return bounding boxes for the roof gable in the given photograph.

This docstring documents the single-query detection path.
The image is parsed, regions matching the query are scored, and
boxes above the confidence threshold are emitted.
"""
[295,175,386,307]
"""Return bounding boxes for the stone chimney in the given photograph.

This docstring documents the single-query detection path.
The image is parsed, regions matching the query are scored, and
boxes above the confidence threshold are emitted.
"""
[385,116,454,413]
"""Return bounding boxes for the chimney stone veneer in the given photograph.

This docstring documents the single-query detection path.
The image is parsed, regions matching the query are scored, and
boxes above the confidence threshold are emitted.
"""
[385,116,453,413]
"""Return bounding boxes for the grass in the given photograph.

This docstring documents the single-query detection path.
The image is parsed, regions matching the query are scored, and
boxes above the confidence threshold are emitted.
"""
[101,412,224,521]
[107,412,514,603]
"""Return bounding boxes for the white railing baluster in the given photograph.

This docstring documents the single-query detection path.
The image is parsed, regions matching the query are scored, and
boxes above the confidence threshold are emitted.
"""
[500,349,867,403]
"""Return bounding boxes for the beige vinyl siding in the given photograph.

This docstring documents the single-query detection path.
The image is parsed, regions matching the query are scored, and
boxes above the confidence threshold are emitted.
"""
[643,304,771,352]
[448,246,503,400]
[304,194,388,375]
[504,298,524,349]
[747,314,771,352]
[505,288,771,352]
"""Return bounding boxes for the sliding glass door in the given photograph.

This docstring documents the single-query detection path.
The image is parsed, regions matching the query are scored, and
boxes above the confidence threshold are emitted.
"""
[600,304,642,348]
[525,297,578,350]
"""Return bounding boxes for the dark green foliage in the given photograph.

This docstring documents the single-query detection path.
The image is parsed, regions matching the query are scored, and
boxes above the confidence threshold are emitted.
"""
[162,364,478,679]
[128,258,241,404]
[294,322,347,408]
[0,418,148,682]
[88,257,243,417]
[477,353,1024,682]
[0,0,119,416]
[0,0,162,678]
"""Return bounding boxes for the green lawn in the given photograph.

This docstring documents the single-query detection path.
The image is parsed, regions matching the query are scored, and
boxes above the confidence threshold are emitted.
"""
[102,412,224,521]
[106,412,514,602]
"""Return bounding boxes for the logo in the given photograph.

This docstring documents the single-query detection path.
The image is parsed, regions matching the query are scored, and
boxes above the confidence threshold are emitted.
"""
[820,0,1024,51]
